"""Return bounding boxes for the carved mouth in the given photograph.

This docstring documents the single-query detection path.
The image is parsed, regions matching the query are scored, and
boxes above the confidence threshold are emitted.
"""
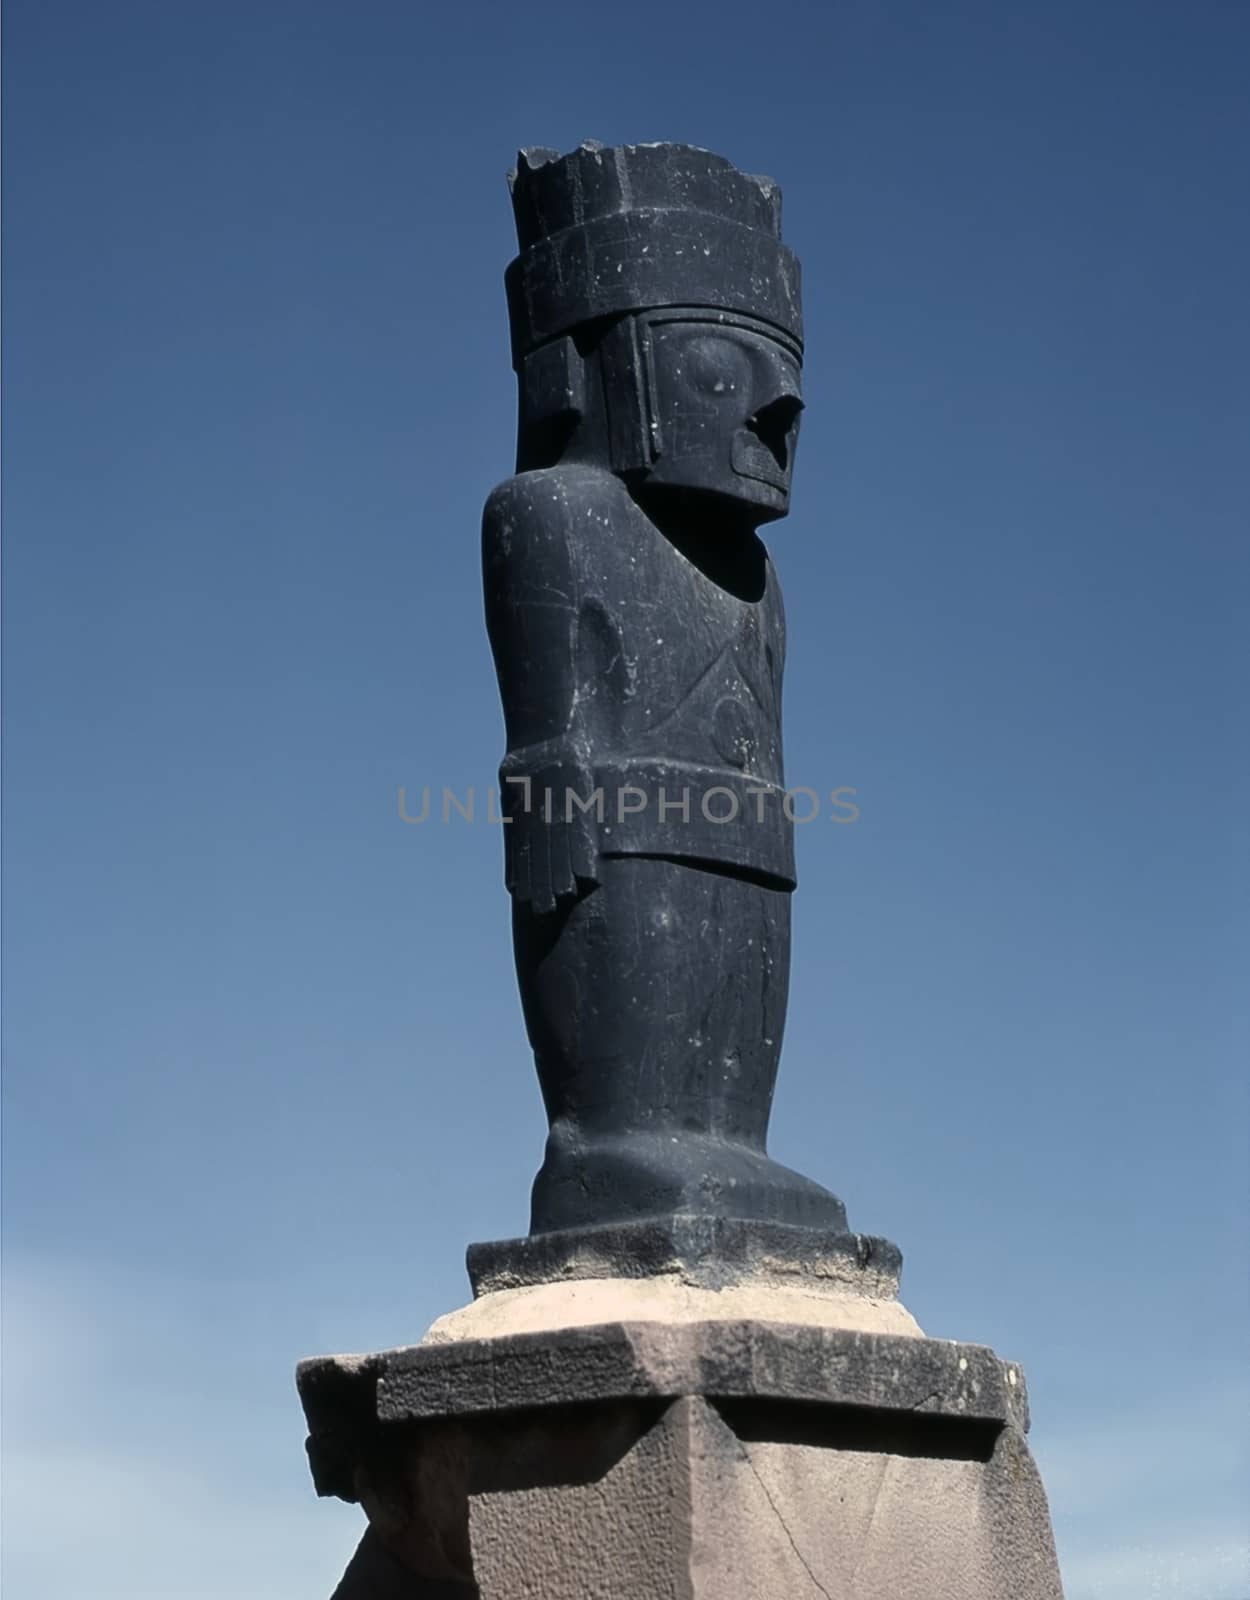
[731,430,789,490]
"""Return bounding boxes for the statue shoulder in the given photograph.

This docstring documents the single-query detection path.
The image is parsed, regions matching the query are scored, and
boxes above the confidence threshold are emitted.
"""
[482,466,631,557]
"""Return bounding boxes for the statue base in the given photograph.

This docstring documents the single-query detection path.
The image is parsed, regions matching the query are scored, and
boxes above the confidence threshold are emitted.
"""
[467,1213,902,1297]
[297,1239,1064,1598]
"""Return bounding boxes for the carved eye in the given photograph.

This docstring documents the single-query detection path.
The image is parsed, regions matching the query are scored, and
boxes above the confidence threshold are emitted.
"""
[681,335,750,397]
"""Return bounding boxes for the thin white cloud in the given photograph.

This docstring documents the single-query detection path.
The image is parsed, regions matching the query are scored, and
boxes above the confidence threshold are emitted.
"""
[1060,1529,1250,1600]
[1034,1390,1250,1600]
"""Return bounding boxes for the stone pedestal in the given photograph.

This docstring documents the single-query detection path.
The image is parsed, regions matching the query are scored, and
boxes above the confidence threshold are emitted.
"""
[296,136,1067,1600]
[297,1228,1063,1598]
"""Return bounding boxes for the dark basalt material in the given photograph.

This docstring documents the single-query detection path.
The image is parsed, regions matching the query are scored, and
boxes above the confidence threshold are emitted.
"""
[466,1216,903,1298]
[483,141,856,1245]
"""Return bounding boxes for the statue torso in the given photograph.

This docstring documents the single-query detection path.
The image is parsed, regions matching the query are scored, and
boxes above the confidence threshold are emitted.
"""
[483,465,794,903]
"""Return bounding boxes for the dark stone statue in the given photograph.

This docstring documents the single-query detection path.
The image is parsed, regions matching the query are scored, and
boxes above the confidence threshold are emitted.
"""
[482,142,848,1245]
[296,147,1065,1600]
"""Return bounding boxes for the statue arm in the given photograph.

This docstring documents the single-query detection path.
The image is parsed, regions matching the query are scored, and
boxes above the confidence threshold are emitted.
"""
[482,472,601,912]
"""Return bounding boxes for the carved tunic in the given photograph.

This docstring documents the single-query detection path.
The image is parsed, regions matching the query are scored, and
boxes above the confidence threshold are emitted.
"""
[484,465,795,913]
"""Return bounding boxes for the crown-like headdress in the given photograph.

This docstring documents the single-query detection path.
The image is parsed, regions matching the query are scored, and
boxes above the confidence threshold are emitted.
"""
[505,141,803,368]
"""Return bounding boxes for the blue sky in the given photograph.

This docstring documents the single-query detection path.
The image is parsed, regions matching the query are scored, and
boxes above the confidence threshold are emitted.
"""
[3,1,1247,1594]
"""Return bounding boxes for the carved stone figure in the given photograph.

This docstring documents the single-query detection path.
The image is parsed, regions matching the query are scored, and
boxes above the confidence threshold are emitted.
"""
[293,146,1067,1600]
[483,141,846,1236]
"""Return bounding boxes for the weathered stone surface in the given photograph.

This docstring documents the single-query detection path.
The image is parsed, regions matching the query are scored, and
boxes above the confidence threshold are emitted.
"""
[329,1526,475,1599]
[469,1396,1064,1600]
[484,142,857,1238]
[298,1316,1030,1498]
[385,1321,1025,1429]
[301,1355,1061,1598]
[467,1215,901,1297]
[423,1272,924,1345]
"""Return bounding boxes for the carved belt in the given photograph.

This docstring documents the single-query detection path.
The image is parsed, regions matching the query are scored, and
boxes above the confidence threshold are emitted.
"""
[500,755,796,911]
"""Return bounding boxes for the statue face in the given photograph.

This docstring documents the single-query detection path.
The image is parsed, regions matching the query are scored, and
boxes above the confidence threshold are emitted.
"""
[637,315,803,526]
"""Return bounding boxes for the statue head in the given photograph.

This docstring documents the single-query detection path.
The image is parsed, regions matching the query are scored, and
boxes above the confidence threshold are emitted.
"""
[505,142,805,527]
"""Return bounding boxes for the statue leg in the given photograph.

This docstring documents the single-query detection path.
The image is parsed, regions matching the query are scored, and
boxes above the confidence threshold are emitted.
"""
[512,856,846,1234]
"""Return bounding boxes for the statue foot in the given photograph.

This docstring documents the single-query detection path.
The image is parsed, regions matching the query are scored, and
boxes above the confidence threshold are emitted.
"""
[529,1125,848,1235]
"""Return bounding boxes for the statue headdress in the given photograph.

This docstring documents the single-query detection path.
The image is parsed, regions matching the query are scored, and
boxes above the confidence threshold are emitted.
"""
[505,141,803,369]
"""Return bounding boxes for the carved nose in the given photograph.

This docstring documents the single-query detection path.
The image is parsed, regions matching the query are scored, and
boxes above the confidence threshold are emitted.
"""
[747,395,804,470]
